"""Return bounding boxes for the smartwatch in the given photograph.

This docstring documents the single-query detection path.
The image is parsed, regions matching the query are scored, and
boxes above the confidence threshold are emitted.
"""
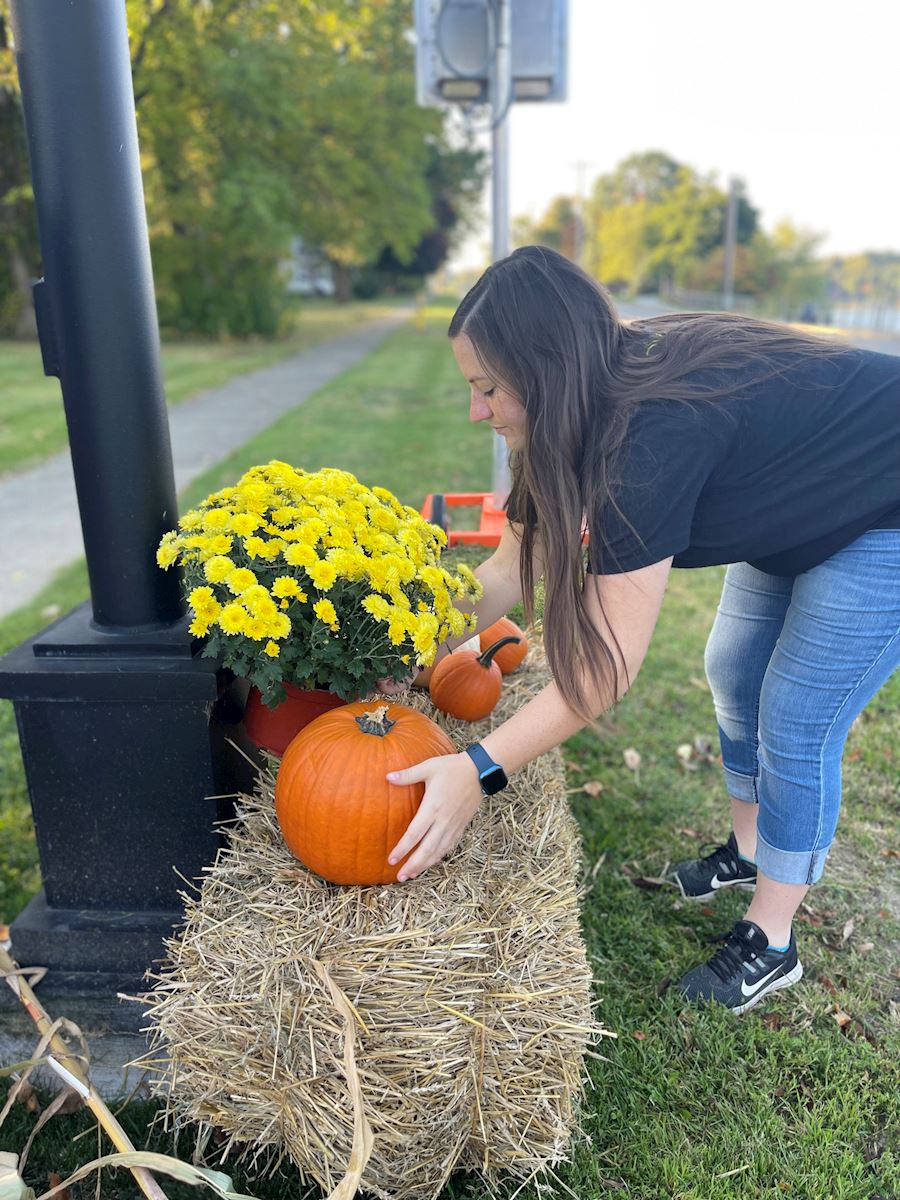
[464,742,509,796]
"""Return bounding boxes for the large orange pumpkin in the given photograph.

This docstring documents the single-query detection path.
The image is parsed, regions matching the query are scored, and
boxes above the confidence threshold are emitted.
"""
[478,617,529,674]
[428,636,520,722]
[274,702,455,885]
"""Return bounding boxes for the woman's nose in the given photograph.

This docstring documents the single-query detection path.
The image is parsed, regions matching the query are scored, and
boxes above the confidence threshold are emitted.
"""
[469,392,491,422]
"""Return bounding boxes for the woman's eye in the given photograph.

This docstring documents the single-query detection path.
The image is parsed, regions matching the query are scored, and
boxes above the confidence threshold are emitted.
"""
[483,387,495,398]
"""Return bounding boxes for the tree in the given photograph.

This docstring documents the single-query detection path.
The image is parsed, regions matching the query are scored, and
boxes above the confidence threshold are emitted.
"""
[0,5,39,337]
[579,152,758,293]
[373,138,487,292]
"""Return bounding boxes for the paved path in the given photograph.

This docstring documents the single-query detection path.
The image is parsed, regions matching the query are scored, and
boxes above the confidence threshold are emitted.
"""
[0,309,412,619]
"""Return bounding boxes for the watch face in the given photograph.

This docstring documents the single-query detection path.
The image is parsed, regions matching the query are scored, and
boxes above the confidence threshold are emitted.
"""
[480,765,508,795]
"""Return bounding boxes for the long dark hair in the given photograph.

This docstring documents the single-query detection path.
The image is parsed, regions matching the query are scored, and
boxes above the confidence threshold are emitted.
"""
[449,244,849,719]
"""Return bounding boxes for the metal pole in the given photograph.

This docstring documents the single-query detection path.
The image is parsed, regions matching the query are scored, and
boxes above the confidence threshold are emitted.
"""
[490,0,512,504]
[10,0,182,630]
[722,176,739,311]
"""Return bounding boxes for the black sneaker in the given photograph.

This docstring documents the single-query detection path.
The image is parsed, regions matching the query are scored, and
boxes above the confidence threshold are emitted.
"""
[672,831,757,901]
[676,919,803,1014]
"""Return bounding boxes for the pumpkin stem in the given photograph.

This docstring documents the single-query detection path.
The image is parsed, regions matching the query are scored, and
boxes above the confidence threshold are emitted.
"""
[355,704,396,737]
[477,635,521,668]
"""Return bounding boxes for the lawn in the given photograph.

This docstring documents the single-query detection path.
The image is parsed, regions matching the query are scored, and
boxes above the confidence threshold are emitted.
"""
[1,310,898,1199]
[0,297,403,477]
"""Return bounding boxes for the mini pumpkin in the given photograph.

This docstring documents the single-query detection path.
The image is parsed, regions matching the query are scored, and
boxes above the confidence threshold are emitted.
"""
[428,636,521,722]
[274,702,455,885]
[478,617,529,674]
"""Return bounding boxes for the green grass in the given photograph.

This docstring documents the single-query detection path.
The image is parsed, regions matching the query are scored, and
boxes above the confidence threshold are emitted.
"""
[0,298,402,477]
[1,311,898,1199]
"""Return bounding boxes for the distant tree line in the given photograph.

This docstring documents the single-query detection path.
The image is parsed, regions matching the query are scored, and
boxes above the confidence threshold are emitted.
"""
[0,1,486,338]
[517,151,900,321]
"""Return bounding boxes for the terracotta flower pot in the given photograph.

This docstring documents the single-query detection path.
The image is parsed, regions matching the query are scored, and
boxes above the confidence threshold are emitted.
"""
[243,683,346,756]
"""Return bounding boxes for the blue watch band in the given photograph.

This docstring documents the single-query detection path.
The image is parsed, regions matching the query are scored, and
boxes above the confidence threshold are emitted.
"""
[463,742,509,795]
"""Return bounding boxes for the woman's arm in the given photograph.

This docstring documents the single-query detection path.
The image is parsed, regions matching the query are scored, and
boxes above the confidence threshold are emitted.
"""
[412,518,540,686]
[387,556,673,879]
[480,555,671,769]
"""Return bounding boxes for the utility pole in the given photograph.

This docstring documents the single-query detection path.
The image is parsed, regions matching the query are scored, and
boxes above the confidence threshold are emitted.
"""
[722,176,739,310]
[490,0,512,505]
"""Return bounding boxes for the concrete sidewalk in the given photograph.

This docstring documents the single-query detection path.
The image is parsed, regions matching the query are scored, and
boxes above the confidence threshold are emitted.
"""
[0,309,411,619]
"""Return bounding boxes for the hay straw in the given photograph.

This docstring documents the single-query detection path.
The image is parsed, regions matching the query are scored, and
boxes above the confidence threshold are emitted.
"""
[137,632,608,1200]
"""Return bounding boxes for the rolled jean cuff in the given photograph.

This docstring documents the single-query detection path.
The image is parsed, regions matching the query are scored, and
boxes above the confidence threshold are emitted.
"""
[722,765,757,803]
[756,831,831,886]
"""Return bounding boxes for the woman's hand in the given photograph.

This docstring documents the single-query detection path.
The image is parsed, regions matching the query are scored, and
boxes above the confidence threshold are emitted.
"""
[386,753,482,881]
[376,666,432,696]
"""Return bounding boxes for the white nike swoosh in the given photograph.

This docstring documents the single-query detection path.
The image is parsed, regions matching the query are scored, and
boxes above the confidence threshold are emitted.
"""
[740,963,785,997]
[709,874,727,889]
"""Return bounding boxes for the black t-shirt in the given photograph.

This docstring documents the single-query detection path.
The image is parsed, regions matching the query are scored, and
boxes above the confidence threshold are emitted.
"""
[576,347,900,577]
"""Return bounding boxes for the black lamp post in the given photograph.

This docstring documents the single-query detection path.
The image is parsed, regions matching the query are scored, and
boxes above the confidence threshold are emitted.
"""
[0,0,246,990]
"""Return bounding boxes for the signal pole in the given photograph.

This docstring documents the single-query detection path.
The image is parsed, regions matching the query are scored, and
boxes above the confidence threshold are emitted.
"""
[490,0,512,505]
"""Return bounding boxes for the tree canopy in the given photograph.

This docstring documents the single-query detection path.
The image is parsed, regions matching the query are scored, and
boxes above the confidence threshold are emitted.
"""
[0,0,484,335]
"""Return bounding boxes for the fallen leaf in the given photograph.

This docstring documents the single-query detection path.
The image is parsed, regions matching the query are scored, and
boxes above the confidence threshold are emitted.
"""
[841,918,855,944]
[630,875,668,890]
[47,1174,72,1200]
[833,1007,853,1028]
[601,1181,626,1191]
[582,780,604,796]
[676,743,693,762]
[700,906,715,917]
[693,735,715,757]
[675,826,699,839]
[564,759,582,772]
[880,848,900,858]
[762,1012,782,1030]
[632,1030,646,1040]
[819,976,840,996]
[623,748,641,771]
[858,942,874,954]
[688,676,709,691]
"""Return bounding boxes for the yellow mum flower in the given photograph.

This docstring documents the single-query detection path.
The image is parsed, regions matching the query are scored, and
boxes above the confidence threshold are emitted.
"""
[272,576,302,599]
[218,604,247,635]
[309,560,337,591]
[267,613,292,639]
[202,508,231,532]
[225,567,258,595]
[313,599,339,629]
[457,563,481,590]
[188,585,216,609]
[156,539,179,568]
[230,513,261,536]
[189,614,213,637]
[272,506,299,526]
[244,615,269,640]
[238,482,272,514]
[179,510,203,531]
[362,594,391,621]
[203,555,234,584]
[447,608,467,637]
[264,640,281,658]
[284,543,317,568]
[387,619,407,646]
[207,534,233,555]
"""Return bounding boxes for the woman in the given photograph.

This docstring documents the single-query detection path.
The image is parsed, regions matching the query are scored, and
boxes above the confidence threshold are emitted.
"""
[383,245,900,1013]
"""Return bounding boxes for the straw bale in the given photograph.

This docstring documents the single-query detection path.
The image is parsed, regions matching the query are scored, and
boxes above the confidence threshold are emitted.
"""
[139,633,607,1200]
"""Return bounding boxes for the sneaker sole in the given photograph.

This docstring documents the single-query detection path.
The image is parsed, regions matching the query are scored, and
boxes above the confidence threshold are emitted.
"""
[732,961,804,1015]
[674,876,757,902]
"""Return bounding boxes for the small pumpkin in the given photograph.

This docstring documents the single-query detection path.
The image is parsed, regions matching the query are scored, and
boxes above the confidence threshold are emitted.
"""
[274,702,455,886]
[429,636,521,722]
[478,617,529,674]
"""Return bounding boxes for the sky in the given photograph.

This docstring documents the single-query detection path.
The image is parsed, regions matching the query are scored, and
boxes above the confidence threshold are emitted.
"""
[450,0,900,266]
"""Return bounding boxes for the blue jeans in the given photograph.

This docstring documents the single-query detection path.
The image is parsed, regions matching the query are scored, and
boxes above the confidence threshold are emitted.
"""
[704,530,900,886]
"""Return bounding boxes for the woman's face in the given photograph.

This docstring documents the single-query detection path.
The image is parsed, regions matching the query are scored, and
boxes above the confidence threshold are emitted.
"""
[451,334,527,452]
